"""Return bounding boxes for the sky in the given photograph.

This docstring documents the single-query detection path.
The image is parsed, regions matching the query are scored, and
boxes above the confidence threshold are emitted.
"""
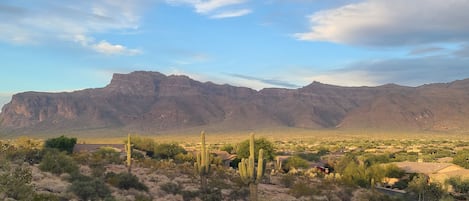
[1,0,469,108]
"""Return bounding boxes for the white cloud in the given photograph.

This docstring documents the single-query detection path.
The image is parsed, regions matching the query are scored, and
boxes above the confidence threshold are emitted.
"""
[194,0,246,13]
[210,9,251,19]
[92,41,142,55]
[0,0,146,54]
[295,0,469,46]
[166,0,250,18]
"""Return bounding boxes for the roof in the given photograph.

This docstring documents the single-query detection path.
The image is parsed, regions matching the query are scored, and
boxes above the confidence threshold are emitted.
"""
[73,144,125,153]
[394,162,455,174]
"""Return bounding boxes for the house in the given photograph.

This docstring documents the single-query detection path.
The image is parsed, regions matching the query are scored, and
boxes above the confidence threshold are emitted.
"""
[211,151,237,166]
[394,162,469,184]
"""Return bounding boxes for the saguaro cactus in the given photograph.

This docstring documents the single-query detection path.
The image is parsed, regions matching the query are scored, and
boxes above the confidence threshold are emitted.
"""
[274,156,283,174]
[238,134,265,201]
[194,131,210,192]
[126,134,132,172]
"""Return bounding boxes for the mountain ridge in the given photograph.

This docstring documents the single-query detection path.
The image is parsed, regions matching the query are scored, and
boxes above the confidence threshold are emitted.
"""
[1,71,469,135]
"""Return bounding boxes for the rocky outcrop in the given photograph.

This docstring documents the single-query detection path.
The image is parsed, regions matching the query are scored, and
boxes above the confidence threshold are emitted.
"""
[1,71,469,133]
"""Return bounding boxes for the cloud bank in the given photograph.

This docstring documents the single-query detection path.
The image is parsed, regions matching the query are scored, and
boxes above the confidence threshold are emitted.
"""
[295,0,469,46]
[0,0,146,55]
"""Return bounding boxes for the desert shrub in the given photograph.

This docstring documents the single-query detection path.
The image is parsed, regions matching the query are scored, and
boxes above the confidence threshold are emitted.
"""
[297,152,322,162]
[181,190,199,201]
[135,193,152,201]
[174,152,195,163]
[44,135,77,154]
[0,163,34,200]
[335,153,358,173]
[129,135,157,156]
[407,174,446,201]
[153,143,186,159]
[89,160,106,178]
[446,177,469,194]
[201,188,222,201]
[132,151,146,160]
[236,137,275,161]
[364,154,390,166]
[220,144,234,154]
[227,187,249,201]
[39,149,79,175]
[105,172,148,191]
[385,164,406,178]
[285,156,309,171]
[453,149,469,169]
[280,174,296,188]
[94,147,122,164]
[69,175,112,201]
[289,180,320,198]
[33,193,61,201]
[341,161,370,187]
[159,182,181,195]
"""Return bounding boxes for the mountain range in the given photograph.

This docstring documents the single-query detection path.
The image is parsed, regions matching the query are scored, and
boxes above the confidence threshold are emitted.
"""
[1,71,469,135]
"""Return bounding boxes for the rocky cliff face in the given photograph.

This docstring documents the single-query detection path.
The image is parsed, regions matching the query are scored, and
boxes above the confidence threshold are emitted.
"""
[1,71,469,133]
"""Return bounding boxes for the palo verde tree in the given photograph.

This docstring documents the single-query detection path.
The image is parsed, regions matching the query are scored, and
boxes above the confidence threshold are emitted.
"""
[238,134,266,201]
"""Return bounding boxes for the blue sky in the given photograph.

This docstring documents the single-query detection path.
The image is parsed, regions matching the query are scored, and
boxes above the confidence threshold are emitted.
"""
[1,0,469,108]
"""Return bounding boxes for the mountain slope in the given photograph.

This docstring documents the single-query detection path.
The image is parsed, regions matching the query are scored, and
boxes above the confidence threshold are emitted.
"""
[1,71,469,134]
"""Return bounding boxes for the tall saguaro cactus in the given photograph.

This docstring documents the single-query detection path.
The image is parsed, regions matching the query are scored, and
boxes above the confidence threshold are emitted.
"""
[126,134,132,172]
[238,134,265,201]
[194,131,210,192]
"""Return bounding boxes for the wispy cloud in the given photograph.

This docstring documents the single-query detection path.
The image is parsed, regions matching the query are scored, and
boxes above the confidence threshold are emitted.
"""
[0,0,147,55]
[227,73,300,88]
[408,47,446,56]
[210,9,251,19]
[166,0,251,18]
[308,56,469,87]
[295,0,469,46]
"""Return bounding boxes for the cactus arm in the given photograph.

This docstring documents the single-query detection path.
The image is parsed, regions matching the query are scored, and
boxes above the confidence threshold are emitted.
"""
[256,149,264,183]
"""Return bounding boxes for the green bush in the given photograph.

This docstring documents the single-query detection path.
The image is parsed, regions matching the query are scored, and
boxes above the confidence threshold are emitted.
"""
[44,135,77,154]
[153,143,186,159]
[33,193,60,201]
[285,156,309,171]
[385,164,406,178]
[220,144,234,154]
[94,147,123,164]
[105,172,148,191]
[446,177,469,194]
[236,137,275,161]
[69,175,112,201]
[39,149,79,175]
[0,163,34,200]
[159,182,181,195]
[453,150,469,169]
